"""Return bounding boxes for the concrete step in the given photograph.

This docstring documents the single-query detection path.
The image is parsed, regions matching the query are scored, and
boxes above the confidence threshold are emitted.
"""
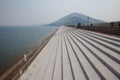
[19,26,120,80]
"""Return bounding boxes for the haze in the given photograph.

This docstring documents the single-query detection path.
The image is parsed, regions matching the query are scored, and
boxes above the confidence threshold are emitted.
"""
[0,0,120,26]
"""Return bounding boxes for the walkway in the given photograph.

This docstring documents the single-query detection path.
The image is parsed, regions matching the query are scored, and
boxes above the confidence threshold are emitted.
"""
[19,26,120,80]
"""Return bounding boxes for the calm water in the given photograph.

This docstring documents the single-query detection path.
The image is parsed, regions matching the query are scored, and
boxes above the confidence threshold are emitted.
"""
[0,25,58,75]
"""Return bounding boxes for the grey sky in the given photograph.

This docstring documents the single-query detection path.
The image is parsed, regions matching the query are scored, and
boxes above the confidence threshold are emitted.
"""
[0,0,120,25]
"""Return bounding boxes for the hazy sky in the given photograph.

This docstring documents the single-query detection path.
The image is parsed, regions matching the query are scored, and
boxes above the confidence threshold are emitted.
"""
[0,0,120,25]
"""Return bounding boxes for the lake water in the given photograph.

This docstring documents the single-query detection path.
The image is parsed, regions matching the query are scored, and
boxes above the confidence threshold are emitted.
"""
[0,25,58,75]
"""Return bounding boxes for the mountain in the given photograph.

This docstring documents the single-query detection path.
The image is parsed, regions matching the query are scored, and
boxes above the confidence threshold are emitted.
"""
[46,12,105,26]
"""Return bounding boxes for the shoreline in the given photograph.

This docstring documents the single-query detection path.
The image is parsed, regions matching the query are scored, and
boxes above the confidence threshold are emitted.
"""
[0,28,58,80]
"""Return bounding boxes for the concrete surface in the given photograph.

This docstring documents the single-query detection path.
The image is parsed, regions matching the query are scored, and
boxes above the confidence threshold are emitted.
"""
[19,26,120,80]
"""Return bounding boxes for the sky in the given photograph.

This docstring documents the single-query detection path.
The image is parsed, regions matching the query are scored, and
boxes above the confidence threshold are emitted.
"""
[0,0,120,26]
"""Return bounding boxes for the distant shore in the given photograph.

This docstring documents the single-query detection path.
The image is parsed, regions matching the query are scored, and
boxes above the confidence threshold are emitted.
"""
[0,28,58,80]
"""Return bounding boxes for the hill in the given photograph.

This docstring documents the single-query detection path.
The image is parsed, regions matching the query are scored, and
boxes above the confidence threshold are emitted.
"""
[46,12,105,26]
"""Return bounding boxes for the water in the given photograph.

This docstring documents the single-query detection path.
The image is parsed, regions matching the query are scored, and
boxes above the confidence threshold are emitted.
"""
[0,25,58,75]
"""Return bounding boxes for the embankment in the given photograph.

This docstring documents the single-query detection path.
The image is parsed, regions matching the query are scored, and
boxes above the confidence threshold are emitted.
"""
[77,26,120,36]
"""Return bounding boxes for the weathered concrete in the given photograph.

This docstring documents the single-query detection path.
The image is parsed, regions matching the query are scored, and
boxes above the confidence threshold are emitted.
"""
[19,26,120,80]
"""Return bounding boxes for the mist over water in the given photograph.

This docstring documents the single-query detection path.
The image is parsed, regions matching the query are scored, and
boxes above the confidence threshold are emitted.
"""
[0,25,58,75]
